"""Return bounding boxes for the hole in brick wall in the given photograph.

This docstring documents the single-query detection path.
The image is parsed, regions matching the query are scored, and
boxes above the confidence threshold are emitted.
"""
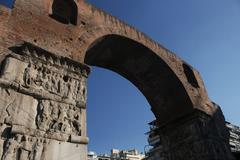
[50,0,78,25]
[183,63,199,88]
[80,21,86,26]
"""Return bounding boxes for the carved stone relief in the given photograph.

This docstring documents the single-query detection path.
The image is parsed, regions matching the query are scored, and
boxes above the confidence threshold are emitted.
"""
[1,56,87,108]
[156,109,235,160]
[0,43,89,107]
[36,100,82,136]
[0,134,86,160]
[0,88,38,129]
[0,43,89,160]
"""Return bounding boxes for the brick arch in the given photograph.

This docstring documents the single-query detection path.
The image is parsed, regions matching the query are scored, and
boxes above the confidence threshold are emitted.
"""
[84,34,195,124]
[0,0,214,123]
[48,2,216,124]
[82,29,217,125]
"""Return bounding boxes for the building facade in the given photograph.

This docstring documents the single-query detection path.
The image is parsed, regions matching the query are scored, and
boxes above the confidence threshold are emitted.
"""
[144,120,163,160]
[88,149,145,160]
[111,149,145,160]
[88,151,98,160]
[226,122,240,159]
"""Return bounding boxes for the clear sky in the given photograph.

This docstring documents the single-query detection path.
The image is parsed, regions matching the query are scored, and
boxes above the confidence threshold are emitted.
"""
[1,0,240,155]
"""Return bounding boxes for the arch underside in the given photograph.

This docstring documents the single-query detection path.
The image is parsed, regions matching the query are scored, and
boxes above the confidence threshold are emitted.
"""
[85,35,194,124]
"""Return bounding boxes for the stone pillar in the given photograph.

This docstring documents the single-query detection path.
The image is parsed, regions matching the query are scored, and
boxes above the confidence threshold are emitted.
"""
[156,106,235,160]
[0,42,90,160]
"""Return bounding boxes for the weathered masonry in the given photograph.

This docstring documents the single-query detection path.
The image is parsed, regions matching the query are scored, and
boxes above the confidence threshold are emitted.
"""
[0,0,236,160]
[0,42,89,159]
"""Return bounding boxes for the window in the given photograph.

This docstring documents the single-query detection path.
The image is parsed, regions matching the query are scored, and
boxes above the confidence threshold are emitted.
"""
[50,0,78,25]
[183,63,199,88]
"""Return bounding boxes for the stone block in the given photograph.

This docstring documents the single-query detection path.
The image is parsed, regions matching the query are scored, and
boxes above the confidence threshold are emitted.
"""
[1,57,28,84]
[0,88,38,129]
[0,135,87,160]
[70,135,89,144]
[44,140,87,160]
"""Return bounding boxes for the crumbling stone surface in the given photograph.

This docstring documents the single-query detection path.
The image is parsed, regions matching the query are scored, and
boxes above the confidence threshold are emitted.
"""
[36,100,82,136]
[0,42,89,159]
[0,133,87,160]
[0,88,38,129]
[0,0,235,160]
[156,107,235,160]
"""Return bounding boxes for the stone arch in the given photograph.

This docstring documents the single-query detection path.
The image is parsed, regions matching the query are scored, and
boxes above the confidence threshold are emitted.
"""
[50,0,78,25]
[73,4,214,124]
[84,34,195,124]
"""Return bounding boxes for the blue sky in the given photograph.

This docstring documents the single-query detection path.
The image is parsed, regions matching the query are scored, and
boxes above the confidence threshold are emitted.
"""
[1,0,240,155]
[0,0,14,7]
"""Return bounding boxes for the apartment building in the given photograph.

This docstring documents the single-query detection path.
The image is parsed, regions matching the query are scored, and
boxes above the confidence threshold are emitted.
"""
[88,149,145,160]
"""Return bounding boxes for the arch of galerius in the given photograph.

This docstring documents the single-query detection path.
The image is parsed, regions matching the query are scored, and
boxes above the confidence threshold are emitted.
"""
[0,0,235,160]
